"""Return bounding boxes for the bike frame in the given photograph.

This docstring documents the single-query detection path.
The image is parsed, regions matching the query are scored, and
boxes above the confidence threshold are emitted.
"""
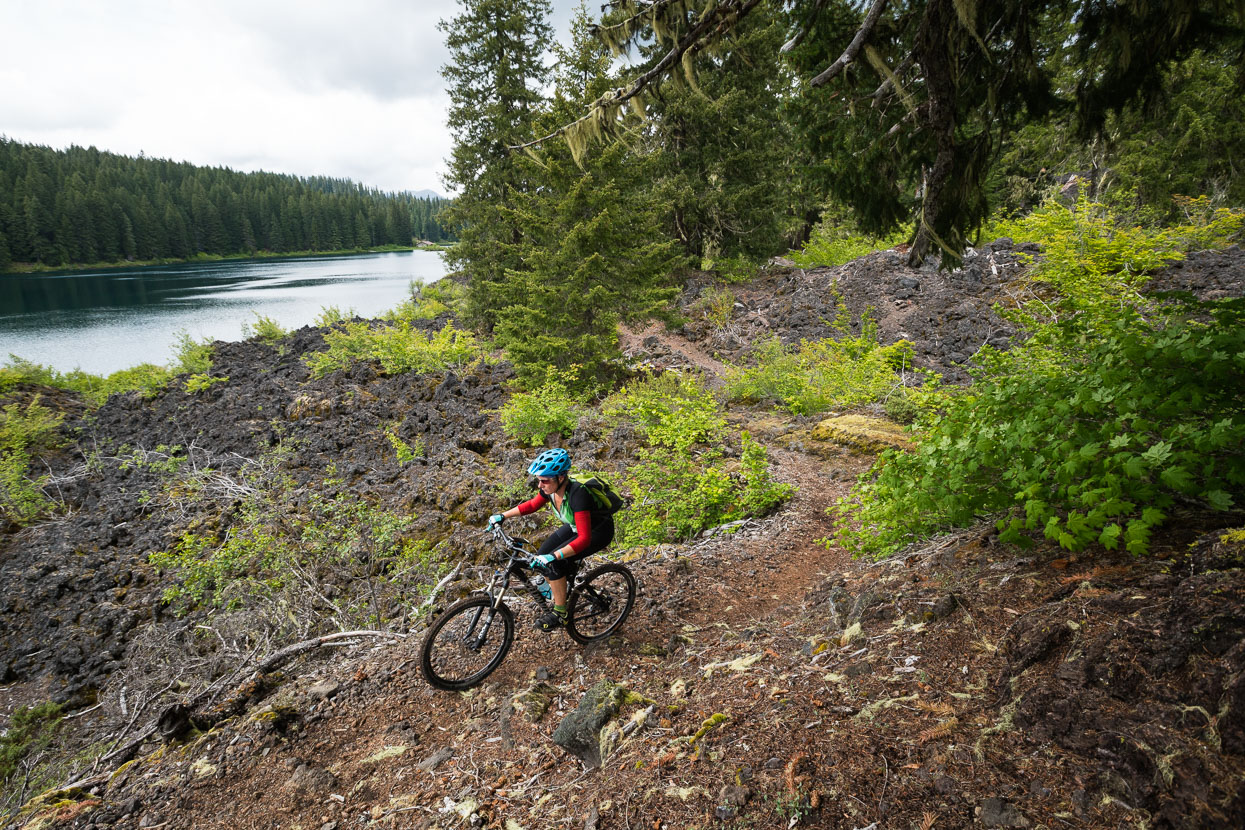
[459,525,572,651]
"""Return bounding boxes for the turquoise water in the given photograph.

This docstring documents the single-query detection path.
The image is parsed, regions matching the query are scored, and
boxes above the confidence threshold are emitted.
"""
[0,251,448,375]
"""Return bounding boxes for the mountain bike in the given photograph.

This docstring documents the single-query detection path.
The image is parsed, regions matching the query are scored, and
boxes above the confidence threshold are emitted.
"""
[419,523,637,691]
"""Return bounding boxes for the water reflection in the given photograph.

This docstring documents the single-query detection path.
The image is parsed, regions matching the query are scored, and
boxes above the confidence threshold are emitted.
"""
[0,251,447,375]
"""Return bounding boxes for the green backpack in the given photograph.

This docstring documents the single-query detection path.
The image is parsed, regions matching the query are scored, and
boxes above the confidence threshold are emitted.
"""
[569,473,626,515]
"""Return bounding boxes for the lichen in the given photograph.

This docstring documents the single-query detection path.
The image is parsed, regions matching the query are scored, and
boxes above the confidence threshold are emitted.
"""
[810,414,912,452]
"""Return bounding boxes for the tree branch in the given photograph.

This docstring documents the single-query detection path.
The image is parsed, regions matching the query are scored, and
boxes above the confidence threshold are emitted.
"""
[780,0,830,54]
[509,0,764,152]
[810,0,891,88]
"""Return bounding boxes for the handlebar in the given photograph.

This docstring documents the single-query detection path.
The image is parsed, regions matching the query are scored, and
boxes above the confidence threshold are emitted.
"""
[485,522,546,571]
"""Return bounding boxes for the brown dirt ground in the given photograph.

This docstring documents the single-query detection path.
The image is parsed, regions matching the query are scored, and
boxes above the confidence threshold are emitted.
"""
[8,252,1245,830]
[20,326,1238,830]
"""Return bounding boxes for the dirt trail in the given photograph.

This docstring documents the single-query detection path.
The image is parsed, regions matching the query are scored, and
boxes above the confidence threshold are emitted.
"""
[5,247,1244,829]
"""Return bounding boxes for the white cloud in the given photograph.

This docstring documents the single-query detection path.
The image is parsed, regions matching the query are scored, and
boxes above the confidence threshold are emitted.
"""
[0,0,585,195]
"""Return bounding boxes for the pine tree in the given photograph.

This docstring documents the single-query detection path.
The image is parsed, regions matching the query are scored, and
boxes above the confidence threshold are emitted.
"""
[569,0,1245,266]
[438,0,553,331]
[494,3,680,388]
[639,3,791,264]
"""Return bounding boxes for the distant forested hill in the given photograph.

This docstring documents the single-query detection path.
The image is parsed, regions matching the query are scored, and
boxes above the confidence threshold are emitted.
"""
[0,138,454,270]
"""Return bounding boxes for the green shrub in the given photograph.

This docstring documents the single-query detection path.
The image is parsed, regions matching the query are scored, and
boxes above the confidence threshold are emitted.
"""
[603,375,795,545]
[790,211,907,267]
[601,372,725,451]
[173,332,214,375]
[387,280,464,323]
[185,373,228,394]
[619,445,737,544]
[725,323,914,416]
[384,424,425,463]
[0,333,215,408]
[706,254,761,284]
[0,701,63,787]
[689,286,737,329]
[304,321,483,378]
[0,398,65,525]
[0,356,172,405]
[993,195,1245,332]
[836,305,1245,558]
[883,373,948,425]
[242,313,287,346]
[738,431,795,517]
[498,367,582,446]
[104,363,174,398]
[315,305,356,327]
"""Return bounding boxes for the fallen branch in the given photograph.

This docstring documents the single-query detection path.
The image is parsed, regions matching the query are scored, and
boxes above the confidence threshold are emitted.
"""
[415,559,467,622]
[95,630,404,772]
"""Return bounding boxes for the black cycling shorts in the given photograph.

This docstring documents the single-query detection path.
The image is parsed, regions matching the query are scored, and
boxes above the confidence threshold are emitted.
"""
[535,516,614,580]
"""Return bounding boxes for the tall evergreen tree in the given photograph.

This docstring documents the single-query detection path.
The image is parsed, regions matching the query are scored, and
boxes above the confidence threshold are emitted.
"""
[438,0,553,331]
[494,3,681,387]
[638,3,792,264]
[564,0,1244,266]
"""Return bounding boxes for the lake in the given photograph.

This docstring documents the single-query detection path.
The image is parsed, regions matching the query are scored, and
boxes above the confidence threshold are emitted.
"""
[0,251,448,376]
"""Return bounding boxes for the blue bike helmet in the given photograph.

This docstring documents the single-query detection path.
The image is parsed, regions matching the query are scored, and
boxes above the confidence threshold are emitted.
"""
[528,448,571,477]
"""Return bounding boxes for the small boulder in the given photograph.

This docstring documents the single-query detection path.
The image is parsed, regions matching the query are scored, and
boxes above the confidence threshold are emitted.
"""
[308,679,341,700]
[552,680,646,769]
[977,797,1031,827]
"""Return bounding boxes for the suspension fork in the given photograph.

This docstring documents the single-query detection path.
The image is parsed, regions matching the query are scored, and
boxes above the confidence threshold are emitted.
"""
[462,570,509,649]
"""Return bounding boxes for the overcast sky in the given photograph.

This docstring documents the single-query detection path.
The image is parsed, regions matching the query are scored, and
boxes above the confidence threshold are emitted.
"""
[0,0,579,196]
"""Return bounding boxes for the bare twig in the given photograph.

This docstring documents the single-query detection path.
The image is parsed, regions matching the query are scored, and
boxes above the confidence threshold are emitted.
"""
[781,0,831,53]
[415,559,467,621]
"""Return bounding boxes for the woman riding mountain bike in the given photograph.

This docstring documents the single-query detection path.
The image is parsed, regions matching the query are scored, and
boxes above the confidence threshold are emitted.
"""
[488,448,614,632]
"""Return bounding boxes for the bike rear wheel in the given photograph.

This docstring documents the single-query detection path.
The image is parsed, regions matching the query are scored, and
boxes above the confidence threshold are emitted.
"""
[420,596,514,690]
[566,563,636,644]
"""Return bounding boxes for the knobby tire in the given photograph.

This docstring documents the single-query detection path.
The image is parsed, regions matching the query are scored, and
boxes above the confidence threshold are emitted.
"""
[420,595,514,691]
[566,563,636,644]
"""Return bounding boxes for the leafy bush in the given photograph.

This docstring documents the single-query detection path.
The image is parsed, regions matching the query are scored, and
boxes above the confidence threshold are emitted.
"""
[790,211,907,267]
[0,701,63,788]
[689,286,737,329]
[498,367,582,446]
[387,279,464,323]
[0,332,216,406]
[601,371,726,451]
[242,313,287,346]
[185,373,228,394]
[384,424,425,463]
[725,323,914,415]
[993,195,1244,331]
[0,356,172,405]
[706,254,761,284]
[304,321,483,378]
[0,398,65,525]
[836,305,1245,558]
[315,305,356,327]
[172,332,214,374]
[838,198,1245,559]
[150,473,435,633]
[738,431,796,517]
[603,374,795,544]
[104,363,176,398]
[620,445,738,544]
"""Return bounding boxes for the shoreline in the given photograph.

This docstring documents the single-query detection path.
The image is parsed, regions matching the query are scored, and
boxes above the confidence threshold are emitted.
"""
[0,244,453,276]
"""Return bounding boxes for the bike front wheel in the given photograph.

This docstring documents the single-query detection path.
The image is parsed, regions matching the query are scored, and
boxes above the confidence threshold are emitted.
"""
[566,563,636,644]
[420,596,515,690]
